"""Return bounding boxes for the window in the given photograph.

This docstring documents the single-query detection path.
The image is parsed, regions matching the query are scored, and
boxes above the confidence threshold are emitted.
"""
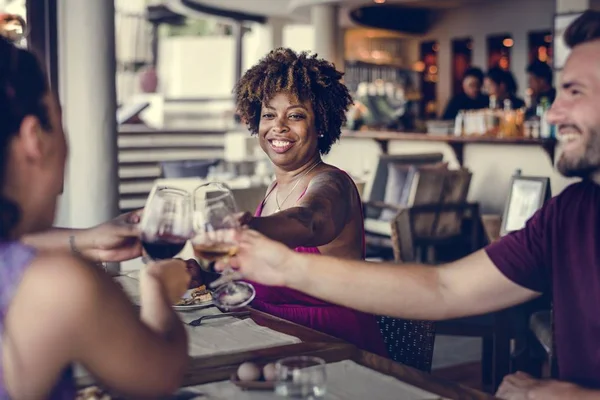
[487,34,512,70]
[420,40,438,119]
[451,38,473,96]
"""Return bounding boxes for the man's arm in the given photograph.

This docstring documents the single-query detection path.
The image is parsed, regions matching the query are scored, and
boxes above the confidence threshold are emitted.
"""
[281,249,540,320]
[226,229,541,321]
[224,195,554,319]
[247,170,356,248]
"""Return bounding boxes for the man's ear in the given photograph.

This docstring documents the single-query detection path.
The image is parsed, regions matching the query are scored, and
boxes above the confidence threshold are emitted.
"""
[16,115,44,163]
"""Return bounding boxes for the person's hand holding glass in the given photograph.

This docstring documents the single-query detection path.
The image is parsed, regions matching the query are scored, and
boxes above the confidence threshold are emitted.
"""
[192,183,255,310]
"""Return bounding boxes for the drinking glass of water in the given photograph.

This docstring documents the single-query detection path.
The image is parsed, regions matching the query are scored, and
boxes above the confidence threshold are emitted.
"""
[274,356,327,399]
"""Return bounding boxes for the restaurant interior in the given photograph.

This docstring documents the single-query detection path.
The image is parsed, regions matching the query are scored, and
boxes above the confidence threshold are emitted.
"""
[2,0,599,398]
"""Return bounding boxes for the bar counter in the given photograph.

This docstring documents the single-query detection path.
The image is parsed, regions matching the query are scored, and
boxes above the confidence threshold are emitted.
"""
[342,130,557,166]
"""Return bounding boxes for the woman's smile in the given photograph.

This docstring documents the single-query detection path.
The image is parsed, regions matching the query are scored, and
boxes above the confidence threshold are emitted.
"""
[268,138,296,153]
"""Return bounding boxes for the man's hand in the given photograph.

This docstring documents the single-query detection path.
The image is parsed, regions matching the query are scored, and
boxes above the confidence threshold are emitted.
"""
[77,210,142,262]
[496,372,586,400]
[212,229,299,288]
[496,372,541,400]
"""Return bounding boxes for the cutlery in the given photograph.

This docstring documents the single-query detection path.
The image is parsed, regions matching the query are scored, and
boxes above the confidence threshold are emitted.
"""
[188,311,250,326]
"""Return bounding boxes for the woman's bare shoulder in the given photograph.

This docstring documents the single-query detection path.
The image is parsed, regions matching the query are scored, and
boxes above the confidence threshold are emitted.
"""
[10,253,120,328]
[28,252,108,292]
[309,165,358,195]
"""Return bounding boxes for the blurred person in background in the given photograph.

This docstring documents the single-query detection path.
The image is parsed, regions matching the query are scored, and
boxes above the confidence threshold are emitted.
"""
[442,67,489,120]
[526,60,556,117]
[485,67,526,109]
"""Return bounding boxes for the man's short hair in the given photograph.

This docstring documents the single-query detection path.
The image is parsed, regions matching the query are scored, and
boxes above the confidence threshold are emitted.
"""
[564,10,600,49]
[526,60,553,85]
[463,67,484,83]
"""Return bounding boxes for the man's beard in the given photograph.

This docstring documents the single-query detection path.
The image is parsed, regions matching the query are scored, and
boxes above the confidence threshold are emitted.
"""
[557,127,600,179]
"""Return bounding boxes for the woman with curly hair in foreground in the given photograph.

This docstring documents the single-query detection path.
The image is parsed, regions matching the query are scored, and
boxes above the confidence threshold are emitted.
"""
[233,48,387,355]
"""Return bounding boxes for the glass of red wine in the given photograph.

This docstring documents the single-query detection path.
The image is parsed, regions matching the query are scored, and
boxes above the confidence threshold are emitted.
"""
[192,182,255,310]
[139,187,193,261]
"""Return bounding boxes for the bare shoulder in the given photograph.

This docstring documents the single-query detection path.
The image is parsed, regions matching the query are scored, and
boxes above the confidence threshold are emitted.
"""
[307,165,356,195]
[11,253,123,328]
[27,252,109,296]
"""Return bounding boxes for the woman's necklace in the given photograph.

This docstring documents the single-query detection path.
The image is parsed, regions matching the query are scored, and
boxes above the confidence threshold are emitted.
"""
[275,160,322,212]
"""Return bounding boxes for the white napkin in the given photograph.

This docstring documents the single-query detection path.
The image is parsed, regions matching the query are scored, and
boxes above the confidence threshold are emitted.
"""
[186,318,301,357]
[113,276,301,358]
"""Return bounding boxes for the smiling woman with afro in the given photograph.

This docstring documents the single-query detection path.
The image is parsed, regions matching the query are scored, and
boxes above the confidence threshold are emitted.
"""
[227,48,389,357]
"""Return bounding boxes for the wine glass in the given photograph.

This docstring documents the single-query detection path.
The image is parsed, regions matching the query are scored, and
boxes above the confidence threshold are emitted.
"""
[139,187,193,261]
[193,182,239,213]
[192,183,256,310]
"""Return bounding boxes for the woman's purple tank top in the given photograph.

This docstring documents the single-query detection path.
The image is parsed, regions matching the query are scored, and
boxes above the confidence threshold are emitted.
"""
[248,171,388,356]
[0,241,75,399]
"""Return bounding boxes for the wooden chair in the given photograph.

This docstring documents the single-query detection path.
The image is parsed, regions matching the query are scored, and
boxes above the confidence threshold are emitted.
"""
[378,316,436,373]
[363,152,445,258]
[368,165,475,373]
[372,200,511,392]
[528,306,558,378]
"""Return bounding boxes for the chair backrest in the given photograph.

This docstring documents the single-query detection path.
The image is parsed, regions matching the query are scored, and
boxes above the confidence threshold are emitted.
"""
[390,168,472,241]
[365,153,444,219]
[390,202,480,264]
[412,168,472,238]
[378,316,436,373]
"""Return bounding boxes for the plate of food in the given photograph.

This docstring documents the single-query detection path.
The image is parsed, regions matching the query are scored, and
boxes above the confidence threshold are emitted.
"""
[173,285,214,311]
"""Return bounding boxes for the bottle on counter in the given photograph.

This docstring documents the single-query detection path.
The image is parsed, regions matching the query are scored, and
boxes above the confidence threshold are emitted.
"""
[538,97,555,139]
[454,110,465,136]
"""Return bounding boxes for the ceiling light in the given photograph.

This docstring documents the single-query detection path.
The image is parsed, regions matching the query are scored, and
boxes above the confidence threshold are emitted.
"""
[374,0,386,4]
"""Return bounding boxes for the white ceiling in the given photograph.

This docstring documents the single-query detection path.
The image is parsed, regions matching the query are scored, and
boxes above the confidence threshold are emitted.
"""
[178,0,485,24]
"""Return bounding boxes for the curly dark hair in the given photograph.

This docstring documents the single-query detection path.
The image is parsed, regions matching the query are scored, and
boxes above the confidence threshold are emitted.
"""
[234,47,353,155]
[0,36,50,239]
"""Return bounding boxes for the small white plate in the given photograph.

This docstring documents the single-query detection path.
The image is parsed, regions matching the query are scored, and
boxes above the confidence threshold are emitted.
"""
[173,288,214,311]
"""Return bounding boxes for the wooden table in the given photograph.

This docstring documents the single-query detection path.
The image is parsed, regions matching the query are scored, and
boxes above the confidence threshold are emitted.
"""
[79,278,495,399]
[184,309,495,400]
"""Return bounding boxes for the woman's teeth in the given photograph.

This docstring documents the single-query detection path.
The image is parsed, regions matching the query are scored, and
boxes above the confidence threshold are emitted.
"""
[272,140,290,148]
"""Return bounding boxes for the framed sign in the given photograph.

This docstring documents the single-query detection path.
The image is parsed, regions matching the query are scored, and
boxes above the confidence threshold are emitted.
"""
[501,175,550,236]
[553,12,583,70]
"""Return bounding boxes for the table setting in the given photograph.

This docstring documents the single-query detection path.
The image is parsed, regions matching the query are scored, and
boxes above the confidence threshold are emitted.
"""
[77,181,492,400]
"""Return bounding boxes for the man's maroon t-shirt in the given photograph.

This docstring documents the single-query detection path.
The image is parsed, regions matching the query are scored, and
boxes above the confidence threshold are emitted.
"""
[486,180,600,388]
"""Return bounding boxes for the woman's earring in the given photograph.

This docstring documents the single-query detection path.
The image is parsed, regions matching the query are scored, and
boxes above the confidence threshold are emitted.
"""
[318,134,324,138]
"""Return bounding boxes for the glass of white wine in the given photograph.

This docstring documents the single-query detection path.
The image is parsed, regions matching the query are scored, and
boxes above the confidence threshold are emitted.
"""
[192,182,255,310]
